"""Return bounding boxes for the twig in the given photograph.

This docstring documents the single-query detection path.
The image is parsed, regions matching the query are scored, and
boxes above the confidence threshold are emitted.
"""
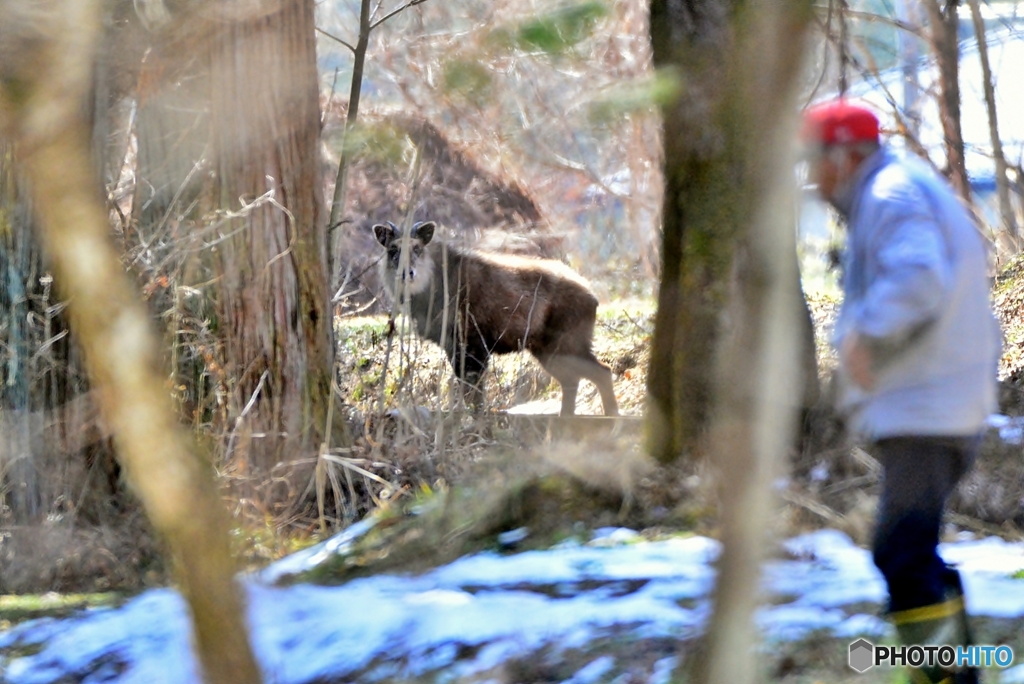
[316,26,356,53]
[780,489,847,527]
[226,369,270,459]
[322,66,341,128]
[370,0,430,30]
[320,452,394,488]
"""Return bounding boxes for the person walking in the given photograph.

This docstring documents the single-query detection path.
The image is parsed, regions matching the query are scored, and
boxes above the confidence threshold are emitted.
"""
[800,100,1002,684]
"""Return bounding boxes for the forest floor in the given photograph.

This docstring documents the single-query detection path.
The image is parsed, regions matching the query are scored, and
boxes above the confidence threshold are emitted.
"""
[4,513,1024,683]
[5,257,1024,683]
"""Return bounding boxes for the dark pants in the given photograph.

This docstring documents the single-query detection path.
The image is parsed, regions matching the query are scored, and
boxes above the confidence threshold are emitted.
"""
[870,435,980,612]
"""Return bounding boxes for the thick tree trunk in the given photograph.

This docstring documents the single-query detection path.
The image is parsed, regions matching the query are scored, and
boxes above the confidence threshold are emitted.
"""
[0,1,262,681]
[646,1,818,463]
[647,1,737,463]
[207,0,335,500]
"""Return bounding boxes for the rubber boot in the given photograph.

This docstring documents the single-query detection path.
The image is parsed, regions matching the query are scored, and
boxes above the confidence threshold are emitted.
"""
[889,567,978,684]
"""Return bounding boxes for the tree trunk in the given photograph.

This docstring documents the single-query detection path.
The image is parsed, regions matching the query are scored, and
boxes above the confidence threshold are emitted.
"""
[646,3,814,682]
[968,0,1018,256]
[923,0,972,205]
[207,0,335,504]
[646,1,736,463]
[0,1,262,681]
[328,0,372,293]
[646,1,818,463]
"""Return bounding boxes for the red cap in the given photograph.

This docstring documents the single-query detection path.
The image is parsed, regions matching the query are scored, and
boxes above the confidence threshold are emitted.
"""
[800,100,880,146]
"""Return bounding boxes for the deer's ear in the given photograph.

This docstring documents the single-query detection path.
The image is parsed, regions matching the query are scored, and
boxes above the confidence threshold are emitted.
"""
[413,221,435,245]
[373,224,394,247]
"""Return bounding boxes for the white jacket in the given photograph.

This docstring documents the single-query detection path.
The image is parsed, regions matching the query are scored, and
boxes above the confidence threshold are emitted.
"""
[832,148,1002,438]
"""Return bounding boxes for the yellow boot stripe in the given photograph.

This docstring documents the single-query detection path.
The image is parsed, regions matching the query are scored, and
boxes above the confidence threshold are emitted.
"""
[890,595,965,626]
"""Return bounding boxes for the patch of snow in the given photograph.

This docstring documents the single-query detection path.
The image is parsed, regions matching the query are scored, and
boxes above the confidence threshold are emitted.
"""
[809,462,830,482]
[832,613,891,639]
[590,527,641,545]
[940,537,1024,618]
[3,529,1024,683]
[564,655,615,684]
[497,527,530,546]
[770,529,889,608]
[1001,663,1024,684]
[649,656,680,684]
[258,517,376,583]
[987,414,1024,445]
[757,604,854,641]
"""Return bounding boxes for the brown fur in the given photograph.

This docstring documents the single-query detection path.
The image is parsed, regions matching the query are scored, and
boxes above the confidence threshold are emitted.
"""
[374,221,618,416]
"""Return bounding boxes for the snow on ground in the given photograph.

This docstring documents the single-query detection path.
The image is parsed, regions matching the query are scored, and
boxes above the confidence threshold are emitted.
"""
[2,527,1024,683]
[988,415,1024,445]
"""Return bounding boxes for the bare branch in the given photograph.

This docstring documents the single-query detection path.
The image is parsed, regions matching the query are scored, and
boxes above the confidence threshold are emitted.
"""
[316,26,356,53]
[370,0,429,31]
[842,8,926,37]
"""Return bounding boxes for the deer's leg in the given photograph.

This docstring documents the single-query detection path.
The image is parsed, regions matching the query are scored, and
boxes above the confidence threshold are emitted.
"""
[585,355,619,417]
[540,354,618,417]
[449,344,490,413]
[537,355,581,416]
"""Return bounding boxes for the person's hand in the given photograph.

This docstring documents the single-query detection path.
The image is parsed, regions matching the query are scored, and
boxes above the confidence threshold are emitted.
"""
[841,332,876,390]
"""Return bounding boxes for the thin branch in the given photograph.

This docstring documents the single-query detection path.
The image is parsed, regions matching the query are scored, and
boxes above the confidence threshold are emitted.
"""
[316,26,356,53]
[370,0,429,30]
[841,8,927,37]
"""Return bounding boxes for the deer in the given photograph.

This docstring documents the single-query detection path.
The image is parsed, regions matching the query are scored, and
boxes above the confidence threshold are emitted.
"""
[373,220,618,416]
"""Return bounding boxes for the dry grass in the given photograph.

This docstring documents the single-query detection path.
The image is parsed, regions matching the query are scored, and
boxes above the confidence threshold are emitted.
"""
[302,298,656,531]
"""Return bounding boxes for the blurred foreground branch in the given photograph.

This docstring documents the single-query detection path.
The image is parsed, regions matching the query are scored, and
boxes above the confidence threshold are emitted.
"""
[649,1,813,682]
[0,1,262,683]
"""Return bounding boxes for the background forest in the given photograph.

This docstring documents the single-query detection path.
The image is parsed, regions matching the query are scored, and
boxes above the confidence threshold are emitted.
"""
[2,0,1024,681]
[0,0,670,587]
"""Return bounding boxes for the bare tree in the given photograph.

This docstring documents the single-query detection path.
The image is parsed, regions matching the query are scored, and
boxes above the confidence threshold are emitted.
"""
[968,0,1019,256]
[0,1,261,682]
[923,0,972,204]
[324,0,429,289]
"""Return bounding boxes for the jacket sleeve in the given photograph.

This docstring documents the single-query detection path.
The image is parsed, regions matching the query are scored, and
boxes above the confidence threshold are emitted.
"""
[853,180,953,351]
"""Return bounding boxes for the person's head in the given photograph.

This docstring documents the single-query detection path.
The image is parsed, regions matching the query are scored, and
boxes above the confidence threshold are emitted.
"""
[800,100,881,208]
